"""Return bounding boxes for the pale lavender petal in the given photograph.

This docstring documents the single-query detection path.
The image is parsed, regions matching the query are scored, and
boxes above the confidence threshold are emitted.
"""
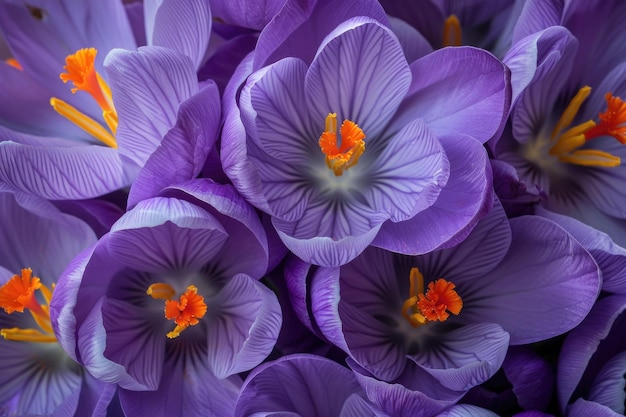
[374,134,492,254]
[437,404,500,417]
[127,81,221,208]
[105,46,197,166]
[392,46,510,144]
[460,215,600,344]
[409,323,510,392]
[108,197,228,273]
[144,0,212,70]
[305,17,411,140]
[0,141,130,200]
[253,0,388,69]
[207,274,282,378]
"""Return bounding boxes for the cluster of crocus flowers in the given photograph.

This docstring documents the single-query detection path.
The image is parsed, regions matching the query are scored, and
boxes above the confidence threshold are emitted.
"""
[1,0,626,416]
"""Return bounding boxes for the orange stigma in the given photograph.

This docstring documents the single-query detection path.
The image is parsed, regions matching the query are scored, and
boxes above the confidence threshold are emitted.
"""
[50,48,118,148]
[318,113,366,176]
[401,267,462,327]
[5,58,22,70]
[147,283,207,339]
[548,86,626,167]
[0,268,57,343]
[443,15,462,47]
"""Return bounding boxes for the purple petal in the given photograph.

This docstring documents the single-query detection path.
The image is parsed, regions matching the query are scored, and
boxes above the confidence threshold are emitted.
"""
[460,215,601,344]
[119,355,241,417]
[503,26,578,106]
[100,298,165,391]
[144,0,212,70]
[511,0,562,44]
[374,134,493,254]
[209,0,284,30]
[379,0,445,48]
[242,57,314,166]
[568,398,622,417]
[350,360,461,417]
[273,218,382,267]
[537,207,626,294]
[437,404,500,417]
[409,323,510,392]
[502,346,554,411]
[588,351,626,414]
[161,179,271,279]
[235,354,373,417]
[77,298,150,391]
[392,46,510,144]
[304,17,411,140]
[108,197,228,273]
[253,0,388,69]
[557,295,626,411]
[388,16,434,64]
[127,81,221,208]
[0,190,97,278]
[73,374,119,417]
[105,46,197,167]
[0,140,130,200]
[0,0,135,99]
[207,274,282,378]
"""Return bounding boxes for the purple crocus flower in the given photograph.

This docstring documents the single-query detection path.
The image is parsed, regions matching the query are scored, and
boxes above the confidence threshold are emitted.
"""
[491,0,626,246]
[235,353,387,416]
[0,0,212,200]
[0,188,117,416]
[295,199,599,415]
[222,1,510,266]
[51,180,282,417]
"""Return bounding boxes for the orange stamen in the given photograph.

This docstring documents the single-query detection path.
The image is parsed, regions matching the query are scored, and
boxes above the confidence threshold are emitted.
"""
[51,48,118,147]
[401,267,462,328]
[0,268,57,343]
[584,93,626,144]
[318,113,366,176]
[443,15,462,47]
[5,58,22,70]
[148,283,207,339]
[548,87,624,167]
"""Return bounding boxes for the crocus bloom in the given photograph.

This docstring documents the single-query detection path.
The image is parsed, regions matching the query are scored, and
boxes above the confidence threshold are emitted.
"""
[491,0,626,246]
[0,188,117,416]
[298,199,599,414]
[235,354,386,416]
[51,180,282,417]
[0,0,212,199]
[222,5,509,266]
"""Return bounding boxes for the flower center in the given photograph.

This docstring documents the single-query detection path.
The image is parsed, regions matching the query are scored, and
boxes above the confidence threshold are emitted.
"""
[147,283,207,339]
[318,113,366,176]
[443,15,462,47]
[547,86,626,167]
[50,48,118,148]
[0,268,57,343]
[401,267,462,327]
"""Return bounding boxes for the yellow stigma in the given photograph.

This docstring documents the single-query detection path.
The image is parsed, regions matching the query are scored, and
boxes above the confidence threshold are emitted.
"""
[401,267,462,328]
[548,86,626,167]
[443,15,462,47]
[0,268,57,343]
[318,113,366,176]
[147,283,207,339]
[51,48,118,148]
